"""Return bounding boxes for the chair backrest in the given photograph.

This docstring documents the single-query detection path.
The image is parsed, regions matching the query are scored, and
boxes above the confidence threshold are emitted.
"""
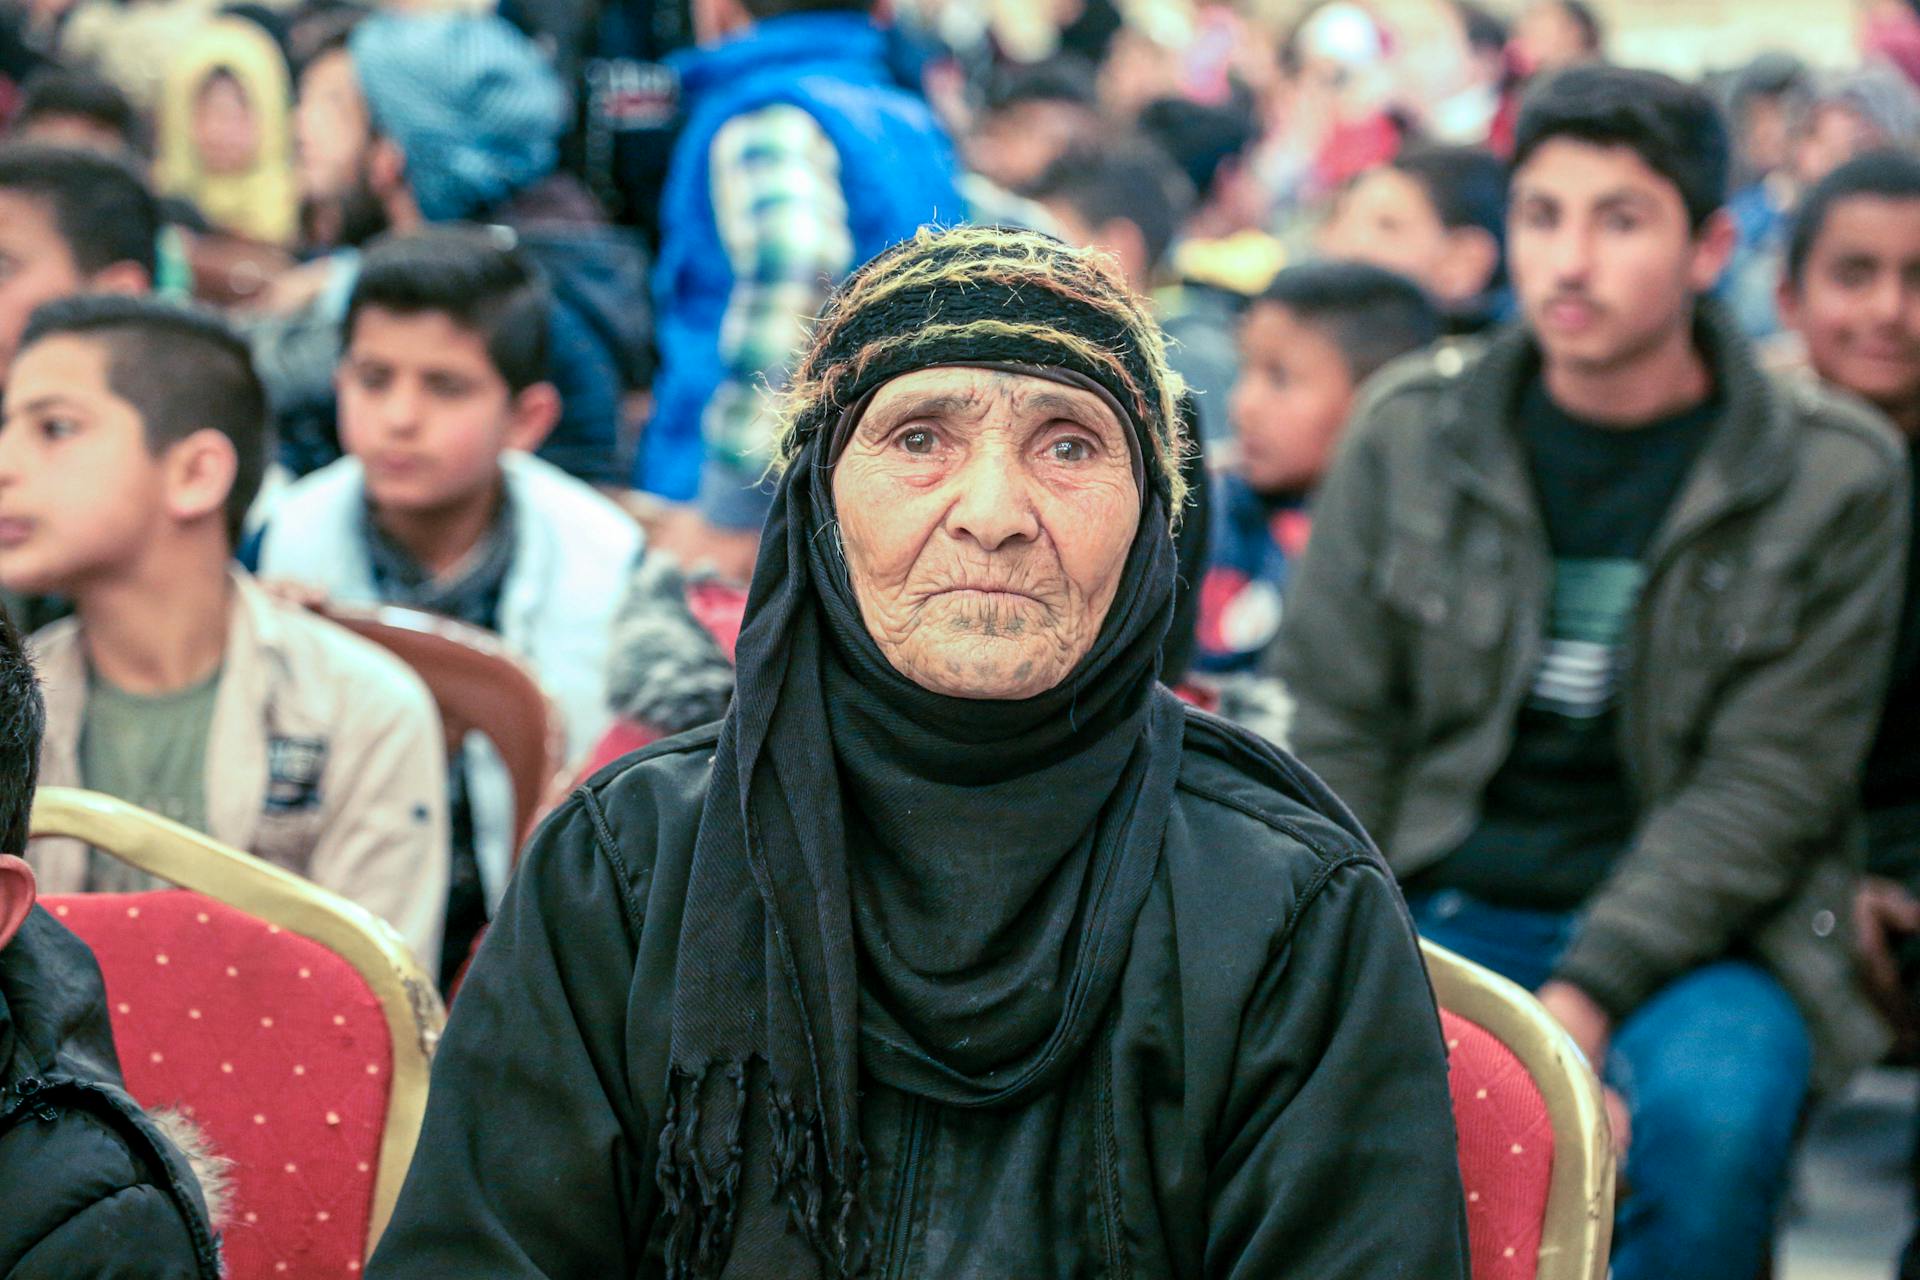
[30,787,443,1279]
[1424,939,1614,1280]
[316,603,564,850]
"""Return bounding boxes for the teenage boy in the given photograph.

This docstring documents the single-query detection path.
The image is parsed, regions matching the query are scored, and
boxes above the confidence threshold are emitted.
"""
[1196,261,1438,674]
[0,143,157,382]
[252,228,642,983]
[1318,144,1509,333]
[0,602,226,1279]
[0,296,450,968]
[1270,65,1908,1279]
[1775,149,1920,1278]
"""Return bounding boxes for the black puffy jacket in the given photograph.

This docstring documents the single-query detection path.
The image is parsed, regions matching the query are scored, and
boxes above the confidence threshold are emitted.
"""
[0,907,223,1280]
[371,712,1470,1278]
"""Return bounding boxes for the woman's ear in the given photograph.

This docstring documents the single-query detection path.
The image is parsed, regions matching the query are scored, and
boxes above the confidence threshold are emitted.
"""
[504,381,561,455]
[0,853,37,952]
[164,428,241,530]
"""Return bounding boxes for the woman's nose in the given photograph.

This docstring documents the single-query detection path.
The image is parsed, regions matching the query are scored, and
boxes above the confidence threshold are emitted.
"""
[944,451,1042,552]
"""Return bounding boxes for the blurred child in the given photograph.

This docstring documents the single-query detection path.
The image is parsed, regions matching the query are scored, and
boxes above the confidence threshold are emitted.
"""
[0,600,227,1278]
[250,227,642,982]
[1195,261,1438,672]
[0,295,449,967]
[155,17,298,246]
[1318,144,1508,332]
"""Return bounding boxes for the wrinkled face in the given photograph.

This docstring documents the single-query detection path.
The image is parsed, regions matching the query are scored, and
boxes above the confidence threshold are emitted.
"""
[337,308,522,516]
[295,48,373,204]
[1320,167,1449,291]
[1509,139,1728,375]
[0,192,88,381]
[1782,194,1920,422]
[0,336,167,595]
[832,366,1141,700]
[1230,302,1357,494]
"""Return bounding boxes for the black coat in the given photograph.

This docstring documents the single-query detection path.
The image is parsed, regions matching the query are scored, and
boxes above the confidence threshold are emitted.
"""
[0,907,222,1280]
[371,713,1470,1278]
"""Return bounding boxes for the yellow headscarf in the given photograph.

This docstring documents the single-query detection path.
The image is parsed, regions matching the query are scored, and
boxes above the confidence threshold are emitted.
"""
[155,17,298,247]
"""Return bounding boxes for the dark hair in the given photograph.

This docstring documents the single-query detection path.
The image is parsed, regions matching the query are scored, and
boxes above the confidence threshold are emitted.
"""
[18,295,267,547]
[13,69,146,154]
[1511,63,1731,229]
[1786,148,1920,285]
[0,143,161,280]
[1390,144,1508,285]
[983,56,1098,116]
[1024,141,1195,275]
[0,601,42,859]
[1136,94,1259,201]
[345,226,551,393]
[739,0,868,17]
[1455,1,1509,55]
[1256,260,1441,382]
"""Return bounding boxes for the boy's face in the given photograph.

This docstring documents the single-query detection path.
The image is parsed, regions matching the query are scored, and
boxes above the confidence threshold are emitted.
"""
[338,308,550,516]
[1320,167,1449,292]
[0,192,88,381]
[1229,301,1357,494]
[1508,138,1732,377]
[1780,193,1920,422]
[0,335,169,595]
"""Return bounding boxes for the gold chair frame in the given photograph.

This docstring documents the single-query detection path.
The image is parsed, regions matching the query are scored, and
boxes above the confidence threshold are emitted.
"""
[28,786,444,1258]
[1423,939,1616,1280]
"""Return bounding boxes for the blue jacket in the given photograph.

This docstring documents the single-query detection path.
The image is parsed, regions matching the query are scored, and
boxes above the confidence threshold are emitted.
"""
[1195,474,1312,675]
[637,12,963,500]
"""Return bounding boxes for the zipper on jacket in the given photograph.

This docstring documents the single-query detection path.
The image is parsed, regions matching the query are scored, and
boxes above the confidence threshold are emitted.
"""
[880,1096,929,1280]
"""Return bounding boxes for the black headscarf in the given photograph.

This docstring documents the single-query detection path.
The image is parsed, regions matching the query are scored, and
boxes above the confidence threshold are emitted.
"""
[657,229,1192,1277]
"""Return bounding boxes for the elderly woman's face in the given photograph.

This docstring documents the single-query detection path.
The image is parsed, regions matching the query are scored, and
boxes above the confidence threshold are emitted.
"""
[833,367,1141,700]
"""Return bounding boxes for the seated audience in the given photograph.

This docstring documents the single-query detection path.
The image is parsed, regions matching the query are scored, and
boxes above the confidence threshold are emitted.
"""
[1774,148,1920,1277]
[1270,65,1908,1279]
[253,10,646,482]
[0,601,227,1280]
[367,226,1468,1278]
[1318,143,1508,333]
[0,295,450,967]
[1196,260,1437,675]
[965,56,1102,193]
[154,16,298,248]
[250,228,641,983]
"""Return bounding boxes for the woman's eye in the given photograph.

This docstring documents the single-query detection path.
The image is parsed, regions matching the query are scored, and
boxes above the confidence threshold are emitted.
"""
[1048,437,1093,463]
[899,429,936,455]
[41,417,78,441]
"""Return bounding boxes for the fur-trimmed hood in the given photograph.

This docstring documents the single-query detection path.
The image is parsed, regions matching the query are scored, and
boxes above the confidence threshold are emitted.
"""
[603,554,736,737]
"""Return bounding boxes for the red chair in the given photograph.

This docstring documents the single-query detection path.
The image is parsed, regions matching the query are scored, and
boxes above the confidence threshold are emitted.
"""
[1426,939,1615,1280]
[31,787,443,1279]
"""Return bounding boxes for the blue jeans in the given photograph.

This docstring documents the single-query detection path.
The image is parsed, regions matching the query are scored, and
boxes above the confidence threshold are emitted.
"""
[1411,890,1813,1280]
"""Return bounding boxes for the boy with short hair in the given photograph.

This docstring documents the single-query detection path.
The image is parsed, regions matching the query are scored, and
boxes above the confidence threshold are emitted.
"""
[0,295,450,967]
[252,227,642,980]
[0,601,226,1278]
[1195,261,1438,673]
[0,143,158,381]
[1273,65,1908,1277]
[1318,144,1509,333]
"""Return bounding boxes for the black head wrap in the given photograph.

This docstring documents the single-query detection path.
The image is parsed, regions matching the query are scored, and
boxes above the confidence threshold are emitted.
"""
[657,227,1192,1277]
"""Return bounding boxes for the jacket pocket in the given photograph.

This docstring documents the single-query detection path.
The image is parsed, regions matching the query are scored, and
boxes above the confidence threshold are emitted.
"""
[1375,538,1509,724]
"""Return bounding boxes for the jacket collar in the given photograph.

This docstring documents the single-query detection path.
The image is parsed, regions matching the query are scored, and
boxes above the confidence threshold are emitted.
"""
[671,12,888,96]
[0,905,125,1090]
[1441,300,1795,539]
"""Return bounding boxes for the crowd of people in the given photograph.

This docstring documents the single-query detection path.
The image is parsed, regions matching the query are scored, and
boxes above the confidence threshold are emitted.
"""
[0,0,1917,1275]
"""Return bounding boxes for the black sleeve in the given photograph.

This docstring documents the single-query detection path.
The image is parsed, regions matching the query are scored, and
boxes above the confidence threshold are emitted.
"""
[1205,859,1469,1279]
[366,795,654,1278]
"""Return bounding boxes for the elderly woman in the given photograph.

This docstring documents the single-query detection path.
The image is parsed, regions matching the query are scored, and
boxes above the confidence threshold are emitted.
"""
[368,228,1468,1278]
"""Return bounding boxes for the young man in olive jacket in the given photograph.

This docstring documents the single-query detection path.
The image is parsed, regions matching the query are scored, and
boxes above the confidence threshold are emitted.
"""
[1270,65,1909,1280]
[0,603,226,1279]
